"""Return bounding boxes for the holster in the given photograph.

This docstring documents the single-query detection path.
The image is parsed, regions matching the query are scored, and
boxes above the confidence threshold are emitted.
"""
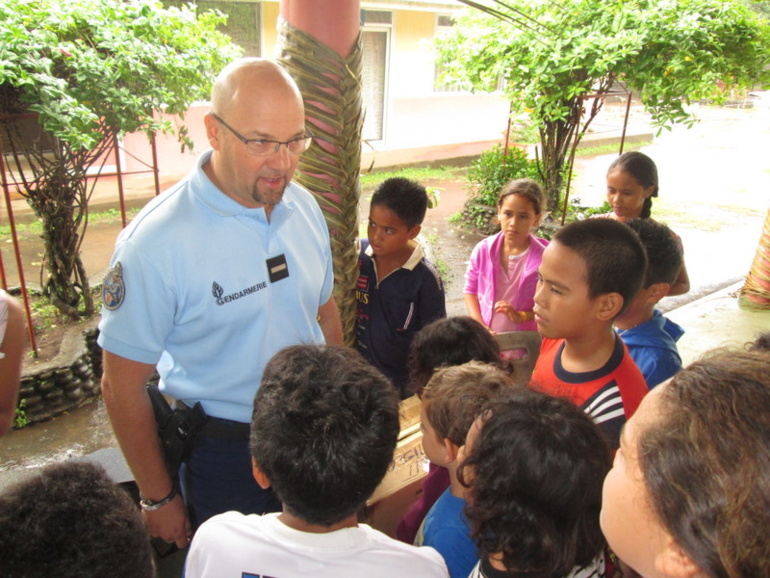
[146,383,208,479]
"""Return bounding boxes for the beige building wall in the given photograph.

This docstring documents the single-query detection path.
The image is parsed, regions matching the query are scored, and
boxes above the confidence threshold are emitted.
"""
[261,2,280,55]
[377,8,508,153]
[120,1,508,176]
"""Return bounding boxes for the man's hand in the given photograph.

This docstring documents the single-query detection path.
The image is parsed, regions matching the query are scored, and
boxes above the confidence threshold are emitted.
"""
[144,494,192,549]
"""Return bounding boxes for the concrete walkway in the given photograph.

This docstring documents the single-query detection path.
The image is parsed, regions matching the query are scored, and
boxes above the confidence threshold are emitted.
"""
[667,282,769,365]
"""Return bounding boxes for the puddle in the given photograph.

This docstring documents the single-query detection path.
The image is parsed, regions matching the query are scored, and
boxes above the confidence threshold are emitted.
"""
[0,398,117,488]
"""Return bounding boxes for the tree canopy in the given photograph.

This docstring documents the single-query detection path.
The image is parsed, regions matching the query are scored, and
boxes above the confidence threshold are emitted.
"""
[0,0,241,148]
[437,0,770,213]
[0,0,241,316]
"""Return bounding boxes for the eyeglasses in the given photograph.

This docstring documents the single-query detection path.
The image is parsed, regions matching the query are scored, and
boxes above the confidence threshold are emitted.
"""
[210,112,313,156]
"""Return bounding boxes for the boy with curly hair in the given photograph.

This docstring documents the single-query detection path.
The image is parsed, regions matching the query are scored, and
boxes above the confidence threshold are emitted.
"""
[460,387,612,577]
[415,361,515,577]
[0,461,154,577]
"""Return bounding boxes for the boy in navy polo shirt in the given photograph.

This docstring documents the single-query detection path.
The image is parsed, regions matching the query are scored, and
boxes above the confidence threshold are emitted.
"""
[356,177,446,397]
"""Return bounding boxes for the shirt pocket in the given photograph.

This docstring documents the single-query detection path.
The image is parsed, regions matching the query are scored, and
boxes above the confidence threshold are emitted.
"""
[384,297,416,332]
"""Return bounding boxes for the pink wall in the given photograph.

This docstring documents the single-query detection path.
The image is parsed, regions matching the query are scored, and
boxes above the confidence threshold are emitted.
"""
[119,103,211,178]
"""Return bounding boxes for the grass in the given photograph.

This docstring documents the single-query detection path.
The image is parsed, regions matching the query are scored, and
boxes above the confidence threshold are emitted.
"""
[0,207,141,238]
[29,298,61,330]
[423,232,450,279]
[575,139,653,157]
[359,165,466,189]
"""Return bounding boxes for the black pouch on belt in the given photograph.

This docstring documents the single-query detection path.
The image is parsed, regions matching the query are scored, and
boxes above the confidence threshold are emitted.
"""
[146,383,208,479]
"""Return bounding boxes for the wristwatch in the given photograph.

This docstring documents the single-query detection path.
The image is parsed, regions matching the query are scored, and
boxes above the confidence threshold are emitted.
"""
[139,487,178,512]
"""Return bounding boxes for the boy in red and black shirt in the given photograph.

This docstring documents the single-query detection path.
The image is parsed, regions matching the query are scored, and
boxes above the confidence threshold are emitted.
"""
[531,218,648,450]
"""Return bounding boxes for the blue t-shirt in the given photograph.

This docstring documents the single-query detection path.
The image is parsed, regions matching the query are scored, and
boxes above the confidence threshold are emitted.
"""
[98,150,334,422]
[415,488,477,578]
[618,309,684,389]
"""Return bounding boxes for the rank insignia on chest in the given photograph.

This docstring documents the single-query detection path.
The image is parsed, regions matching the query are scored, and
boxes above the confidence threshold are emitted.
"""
[266,254,289,283]
[102,262,126,311]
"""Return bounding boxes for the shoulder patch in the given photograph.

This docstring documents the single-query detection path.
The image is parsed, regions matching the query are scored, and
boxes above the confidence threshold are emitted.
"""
[102,262,126,311]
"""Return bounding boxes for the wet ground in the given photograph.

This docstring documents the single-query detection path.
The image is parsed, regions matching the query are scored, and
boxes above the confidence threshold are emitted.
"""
[1,95,768,487]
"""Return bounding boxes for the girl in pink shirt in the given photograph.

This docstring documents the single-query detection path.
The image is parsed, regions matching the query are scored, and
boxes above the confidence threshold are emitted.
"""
[464,179,548,334]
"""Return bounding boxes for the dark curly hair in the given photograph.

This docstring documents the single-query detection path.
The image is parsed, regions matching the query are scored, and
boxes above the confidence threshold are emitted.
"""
[407,316,504,396]
[459,388,611,576]
[251,344,400,527]
[370,176,429,228]
[0,461,154,578]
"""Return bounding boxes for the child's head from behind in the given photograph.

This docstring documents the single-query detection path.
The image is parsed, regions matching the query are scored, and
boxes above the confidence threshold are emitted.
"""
[606,151,659,220]
[0,461,154,578]
[251,344,400,527]
[618,218,682,320]
[535,219,647,338]
[626,218,681,289]
[459,388,611,576]
[408,316,503,396]
[748,331,770,352]
[602,349,770,578]
[420,361,514,467]
[496,179,543,243]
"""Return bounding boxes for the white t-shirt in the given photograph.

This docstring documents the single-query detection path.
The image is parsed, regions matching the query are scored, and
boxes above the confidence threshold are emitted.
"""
[186,511,449,578]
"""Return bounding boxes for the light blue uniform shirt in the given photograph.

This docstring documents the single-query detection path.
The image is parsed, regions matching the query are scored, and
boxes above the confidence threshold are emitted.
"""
[98,151,334,422]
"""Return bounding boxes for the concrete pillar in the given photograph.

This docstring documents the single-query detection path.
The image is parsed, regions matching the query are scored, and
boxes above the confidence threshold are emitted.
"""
[280,0,360,58]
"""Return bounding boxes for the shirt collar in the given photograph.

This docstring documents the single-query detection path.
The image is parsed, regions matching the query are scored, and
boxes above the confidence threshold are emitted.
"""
[364,240,425,272]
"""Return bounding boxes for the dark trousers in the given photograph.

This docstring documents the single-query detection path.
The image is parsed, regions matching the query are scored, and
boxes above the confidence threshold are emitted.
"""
[180,433,281,530]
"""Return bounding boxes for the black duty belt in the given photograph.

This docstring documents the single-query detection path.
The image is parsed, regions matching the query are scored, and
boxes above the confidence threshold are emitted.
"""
[199,416,251,441]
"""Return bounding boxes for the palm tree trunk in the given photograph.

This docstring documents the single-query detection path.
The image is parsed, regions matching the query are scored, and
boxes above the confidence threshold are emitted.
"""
[277,7,363,346]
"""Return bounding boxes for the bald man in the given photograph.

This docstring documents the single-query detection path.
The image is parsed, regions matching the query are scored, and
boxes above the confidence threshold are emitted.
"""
[98,58,342,548]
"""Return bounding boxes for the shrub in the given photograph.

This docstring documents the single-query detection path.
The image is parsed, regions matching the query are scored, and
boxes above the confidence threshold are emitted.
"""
[462,145,542,233]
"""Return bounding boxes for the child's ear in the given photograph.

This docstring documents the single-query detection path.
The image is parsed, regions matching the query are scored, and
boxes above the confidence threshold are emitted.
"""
[654,537,702,578]
[647,282,671,304]
[595,292,624,321]
[444,438,461,464]
[408,224,422,240]
[532,213,542,228]
[252,457,271,489]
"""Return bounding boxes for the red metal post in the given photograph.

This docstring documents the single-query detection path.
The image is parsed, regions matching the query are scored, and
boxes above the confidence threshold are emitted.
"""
[150,131,161,197]
[113,137,128,228]
[0,140,38,355]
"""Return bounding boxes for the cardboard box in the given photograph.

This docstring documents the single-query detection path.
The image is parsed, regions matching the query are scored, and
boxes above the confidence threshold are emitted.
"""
[398,394,422,440]
[364,396,429,538]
